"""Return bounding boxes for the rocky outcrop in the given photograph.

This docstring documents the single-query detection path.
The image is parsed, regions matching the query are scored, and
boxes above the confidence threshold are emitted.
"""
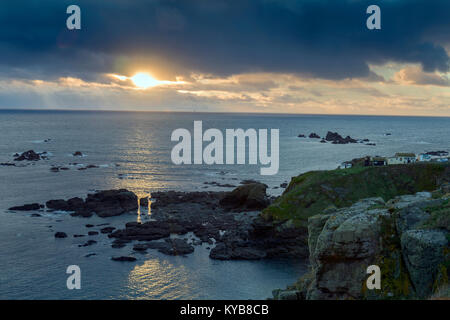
[274,192,449,300]
[219,182,269,211]
[54,232,67,238]
[11,189,139,217]
[111,256,136,262]
[83,189,138,217]
[309,133,320,139]
[325,131,358,144]
[8,203,43,211]
[134,238,195,256]
[14,150,41,161]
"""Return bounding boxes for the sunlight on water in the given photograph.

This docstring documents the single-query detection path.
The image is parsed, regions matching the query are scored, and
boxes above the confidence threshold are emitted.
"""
[126,259,195,299]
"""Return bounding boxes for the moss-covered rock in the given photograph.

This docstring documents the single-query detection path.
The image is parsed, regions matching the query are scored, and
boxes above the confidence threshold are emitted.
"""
[263,163,450,226]
[285,192,449,300]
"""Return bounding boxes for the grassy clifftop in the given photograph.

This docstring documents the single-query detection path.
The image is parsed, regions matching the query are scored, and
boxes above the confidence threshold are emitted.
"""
[263,163,450,226]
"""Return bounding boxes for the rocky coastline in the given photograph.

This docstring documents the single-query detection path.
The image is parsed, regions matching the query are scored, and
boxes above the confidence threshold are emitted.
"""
[6,162,449,299]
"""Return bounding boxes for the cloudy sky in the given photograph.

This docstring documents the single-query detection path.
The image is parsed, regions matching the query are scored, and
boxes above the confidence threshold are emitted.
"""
[0,0,449,116]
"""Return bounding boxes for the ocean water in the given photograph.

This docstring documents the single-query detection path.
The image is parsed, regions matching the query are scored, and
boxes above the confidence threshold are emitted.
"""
[0,110,449,299]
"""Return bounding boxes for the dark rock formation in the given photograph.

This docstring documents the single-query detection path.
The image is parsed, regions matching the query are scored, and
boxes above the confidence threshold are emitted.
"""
[308,133,320,139]
[78,240,97,247]
[46,199,70,211]
[0,163,16,166]
[100,227,116,234]
[83,189,138,217]
[73,151,83,156]
[219,182,269,211]
[111,256,137,262]
[280,193,449,300]
[54,232,67,238]
[108,221,182,241]
[325,131,358,144]
[10,189,139,218]
[298,134,306,138]
[14,150,41,161]
[9,203,42,211]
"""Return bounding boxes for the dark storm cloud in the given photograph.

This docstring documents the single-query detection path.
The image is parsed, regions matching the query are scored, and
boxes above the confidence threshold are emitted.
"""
[0,0,449,81]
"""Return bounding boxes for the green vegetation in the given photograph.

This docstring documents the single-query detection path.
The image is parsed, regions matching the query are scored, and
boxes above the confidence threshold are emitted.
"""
[263,163,449,226]
[421,198,450,231]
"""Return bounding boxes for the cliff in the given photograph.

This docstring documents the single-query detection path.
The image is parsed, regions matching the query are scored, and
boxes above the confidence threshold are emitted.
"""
[263,163,450,227]
[272,188,449,300]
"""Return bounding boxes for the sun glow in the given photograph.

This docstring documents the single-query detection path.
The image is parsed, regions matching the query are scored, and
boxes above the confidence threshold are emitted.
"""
[131,73,160,89]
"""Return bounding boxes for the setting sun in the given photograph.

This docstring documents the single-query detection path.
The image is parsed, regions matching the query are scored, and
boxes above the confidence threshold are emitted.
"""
[131,72,160,89]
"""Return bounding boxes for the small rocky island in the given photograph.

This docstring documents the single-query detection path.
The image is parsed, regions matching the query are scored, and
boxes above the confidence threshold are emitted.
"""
[298,131,373,145]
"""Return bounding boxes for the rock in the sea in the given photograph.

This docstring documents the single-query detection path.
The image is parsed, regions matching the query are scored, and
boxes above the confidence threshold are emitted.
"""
[78,240,97,247]
[111,256,137,262]
[54,232,67,238]
[0,162,16,166]
[88,231,99,236]
[84,189,138,217]
[14,150,41,161]
[297,134,306,138]
[109,220,184,241]
[219,182,269,211]
[158,238,195,256]
[210,242,266,260]
[308,133,320,139]
[9,203,42,211]
[43,189,138,218]
[325,131,357,144]
[100,227,116,234]
[73,151,83,156]
[46,199,70,211]
[111,239,130,248]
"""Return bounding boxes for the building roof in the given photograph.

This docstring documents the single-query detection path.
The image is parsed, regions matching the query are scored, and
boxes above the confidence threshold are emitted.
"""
[371,156,386,161]
[395,153,415,157]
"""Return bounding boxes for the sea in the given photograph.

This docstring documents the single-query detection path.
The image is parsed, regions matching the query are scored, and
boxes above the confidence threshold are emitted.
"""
[0,110,449,299]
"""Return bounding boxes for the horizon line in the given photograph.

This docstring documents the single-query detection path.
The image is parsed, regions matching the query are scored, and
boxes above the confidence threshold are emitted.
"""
[0,107,449,118]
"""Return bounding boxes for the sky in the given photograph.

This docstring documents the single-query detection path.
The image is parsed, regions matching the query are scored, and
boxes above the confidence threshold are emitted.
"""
[0,0,449,116]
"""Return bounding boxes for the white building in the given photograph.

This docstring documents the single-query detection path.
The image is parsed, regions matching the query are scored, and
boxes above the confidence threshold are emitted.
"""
[387,153,416,165]
[339,161,353,169]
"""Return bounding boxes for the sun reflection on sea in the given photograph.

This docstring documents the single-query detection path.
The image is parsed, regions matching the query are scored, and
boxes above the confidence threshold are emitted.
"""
[126,259,195,299]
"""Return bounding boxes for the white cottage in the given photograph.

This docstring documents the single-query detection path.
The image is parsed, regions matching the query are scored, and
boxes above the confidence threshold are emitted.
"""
[387,153,416,165]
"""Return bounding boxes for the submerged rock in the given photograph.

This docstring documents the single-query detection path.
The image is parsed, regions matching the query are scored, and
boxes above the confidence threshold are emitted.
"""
[9,203,42,211]
[78,240,97,247]
[54,232,67,238]
[111,256,136,262]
